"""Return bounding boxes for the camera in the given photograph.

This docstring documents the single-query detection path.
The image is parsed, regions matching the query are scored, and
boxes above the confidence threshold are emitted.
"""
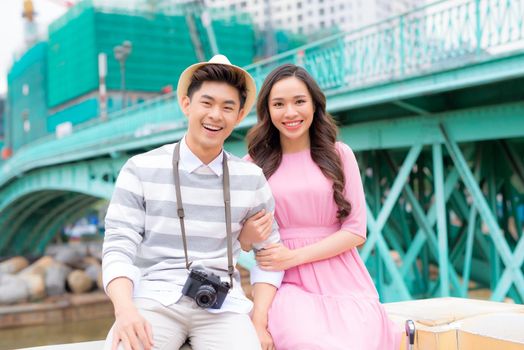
[182,269,230,309]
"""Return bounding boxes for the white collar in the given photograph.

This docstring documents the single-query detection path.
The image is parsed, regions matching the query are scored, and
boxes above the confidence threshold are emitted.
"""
[179,136,225,176]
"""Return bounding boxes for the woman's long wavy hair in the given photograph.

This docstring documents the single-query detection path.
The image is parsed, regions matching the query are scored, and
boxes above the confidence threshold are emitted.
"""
[246,64,351,219]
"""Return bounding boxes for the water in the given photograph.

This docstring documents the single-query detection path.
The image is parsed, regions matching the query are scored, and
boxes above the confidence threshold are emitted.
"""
[0,317,114,350]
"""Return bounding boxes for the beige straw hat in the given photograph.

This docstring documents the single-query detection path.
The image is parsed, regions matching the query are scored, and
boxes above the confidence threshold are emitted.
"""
[176,54,256,120]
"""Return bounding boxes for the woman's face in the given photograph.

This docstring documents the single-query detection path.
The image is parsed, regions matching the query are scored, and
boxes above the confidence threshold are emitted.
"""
[268,76,315,152]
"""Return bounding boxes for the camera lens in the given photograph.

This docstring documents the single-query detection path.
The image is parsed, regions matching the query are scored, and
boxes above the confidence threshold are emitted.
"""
[195,285,217,308]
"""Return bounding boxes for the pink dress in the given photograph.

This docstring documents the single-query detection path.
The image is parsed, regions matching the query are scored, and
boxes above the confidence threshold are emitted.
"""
[266,142,401,350]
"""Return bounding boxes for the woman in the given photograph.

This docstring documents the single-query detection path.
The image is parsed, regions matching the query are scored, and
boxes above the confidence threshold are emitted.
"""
[241,64,400,349]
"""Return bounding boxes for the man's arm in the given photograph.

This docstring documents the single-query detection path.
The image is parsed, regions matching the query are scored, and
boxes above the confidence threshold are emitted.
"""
[107,278,153,350]
[239,209,273,251]
[102,159,152,350]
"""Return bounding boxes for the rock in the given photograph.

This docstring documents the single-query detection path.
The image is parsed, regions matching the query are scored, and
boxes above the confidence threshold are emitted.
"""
[19,256,54,276]
[83,256,101,268]
[97,270,104,291]
[87,242,103,260]
[0,256,30,274]
[45,263,72,296]
[0,274,29,304]
[67,270,94,294]
[44,244,61,257]
[19,273,46,301]
[55,246,87,267]
[85,263,101,283]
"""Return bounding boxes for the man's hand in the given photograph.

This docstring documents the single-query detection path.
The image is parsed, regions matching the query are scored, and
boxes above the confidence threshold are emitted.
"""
[239,209,273,250]
[112,305,154,350]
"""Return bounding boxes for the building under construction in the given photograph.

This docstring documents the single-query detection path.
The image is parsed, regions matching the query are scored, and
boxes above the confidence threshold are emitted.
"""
[4,0,299,154]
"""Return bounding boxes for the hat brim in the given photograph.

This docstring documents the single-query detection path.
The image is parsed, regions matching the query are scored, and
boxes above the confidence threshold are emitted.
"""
[176,61,256,121]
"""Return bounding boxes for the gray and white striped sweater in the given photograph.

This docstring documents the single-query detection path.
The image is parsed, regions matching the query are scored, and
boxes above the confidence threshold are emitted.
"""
[102,140,282,313]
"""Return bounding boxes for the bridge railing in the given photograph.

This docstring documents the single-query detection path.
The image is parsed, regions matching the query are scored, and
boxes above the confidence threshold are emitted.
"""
[1,0,523,187]
[245,0,524,92]
[0,94,185,186]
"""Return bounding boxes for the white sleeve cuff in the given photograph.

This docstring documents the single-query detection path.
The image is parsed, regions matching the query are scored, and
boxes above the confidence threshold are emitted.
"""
[252,234,281,251]
[102,261,141,293]
[249,265,284,288]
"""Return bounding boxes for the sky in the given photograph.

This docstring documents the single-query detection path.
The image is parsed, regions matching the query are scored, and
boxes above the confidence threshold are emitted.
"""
[0,0,66,95]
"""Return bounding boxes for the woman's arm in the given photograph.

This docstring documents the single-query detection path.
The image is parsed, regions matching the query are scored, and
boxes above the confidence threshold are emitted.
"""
[256,230,364,271]
[251,283,277,350]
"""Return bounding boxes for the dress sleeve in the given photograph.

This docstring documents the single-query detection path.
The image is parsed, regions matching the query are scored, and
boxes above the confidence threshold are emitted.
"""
[337,142,367,238]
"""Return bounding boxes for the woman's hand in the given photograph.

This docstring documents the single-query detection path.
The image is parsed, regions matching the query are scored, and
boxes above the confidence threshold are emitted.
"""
[239,209,273,251]
[253,323,275,350]
[256,243,301,271]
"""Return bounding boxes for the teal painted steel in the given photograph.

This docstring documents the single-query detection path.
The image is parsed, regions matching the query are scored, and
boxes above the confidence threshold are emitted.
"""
[439,123,524,300]
[339,102,524,151]
[432,143,449,297]
[361,145,423,300]
[0,193,61,253]
[462,207,478,296]
[36,198,99,255]
[244,0,524,92]
[20,194,86,254]
[1,0,522,185]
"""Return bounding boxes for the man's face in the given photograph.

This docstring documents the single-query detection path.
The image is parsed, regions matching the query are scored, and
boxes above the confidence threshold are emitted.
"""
[182,81,244,162]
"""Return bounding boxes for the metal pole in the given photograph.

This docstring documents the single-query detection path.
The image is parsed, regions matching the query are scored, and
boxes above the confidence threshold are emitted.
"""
[98,53,108,120]
[121,61,126,109]
[114,40,132,110]
[433,143,449,297]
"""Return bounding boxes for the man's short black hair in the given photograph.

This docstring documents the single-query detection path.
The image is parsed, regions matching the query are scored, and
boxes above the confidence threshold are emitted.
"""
[187,64,247,109]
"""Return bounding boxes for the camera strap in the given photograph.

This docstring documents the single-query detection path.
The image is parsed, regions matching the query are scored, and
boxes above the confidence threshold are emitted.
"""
[172,141,234,287]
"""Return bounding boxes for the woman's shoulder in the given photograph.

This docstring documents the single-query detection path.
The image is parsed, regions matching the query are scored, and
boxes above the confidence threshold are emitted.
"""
[335,141,356,158]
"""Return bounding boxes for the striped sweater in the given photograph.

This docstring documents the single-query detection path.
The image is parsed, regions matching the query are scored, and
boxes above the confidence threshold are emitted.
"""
[102,138,283,313]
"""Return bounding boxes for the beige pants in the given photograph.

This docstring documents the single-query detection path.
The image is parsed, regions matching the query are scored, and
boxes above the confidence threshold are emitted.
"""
[104,297,261,350]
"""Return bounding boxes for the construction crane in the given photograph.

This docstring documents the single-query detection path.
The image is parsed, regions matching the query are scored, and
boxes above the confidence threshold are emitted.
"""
[22,0,75,46]
[181,0,219,62]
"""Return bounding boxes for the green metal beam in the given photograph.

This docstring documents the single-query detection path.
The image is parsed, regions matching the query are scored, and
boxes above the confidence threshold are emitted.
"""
[439,123,524,300]
[0,193,64,254]
[362,144,423,259]
[340,102,524,151]
[35,197,99,255]
[20,194,89,254]
[462,207,478,297]
[433,143,450,296]
[398,168,462,293]
[328,53,524,113]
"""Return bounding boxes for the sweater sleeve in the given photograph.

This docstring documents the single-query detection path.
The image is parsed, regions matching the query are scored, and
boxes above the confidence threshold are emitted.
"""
[102,158,144,292]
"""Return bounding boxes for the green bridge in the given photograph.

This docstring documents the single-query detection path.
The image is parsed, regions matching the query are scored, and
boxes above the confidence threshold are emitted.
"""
[1,0,523,303]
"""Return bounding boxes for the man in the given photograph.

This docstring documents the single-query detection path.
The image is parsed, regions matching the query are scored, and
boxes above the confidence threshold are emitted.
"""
[102,55,283,350]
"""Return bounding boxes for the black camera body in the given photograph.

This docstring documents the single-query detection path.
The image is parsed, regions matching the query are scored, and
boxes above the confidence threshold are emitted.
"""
[182,269,230,309]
